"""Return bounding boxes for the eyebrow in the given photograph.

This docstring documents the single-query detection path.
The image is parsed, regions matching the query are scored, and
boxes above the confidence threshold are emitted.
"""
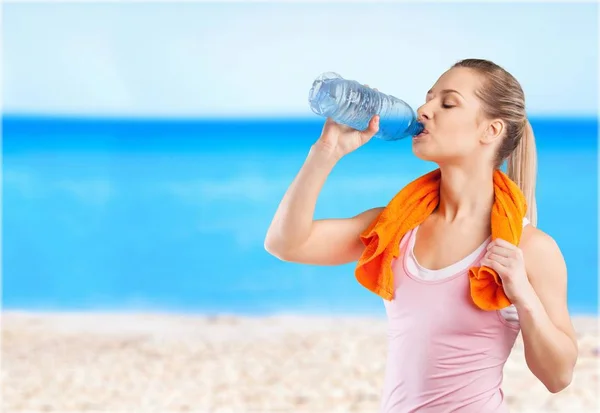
[426,89,464,99]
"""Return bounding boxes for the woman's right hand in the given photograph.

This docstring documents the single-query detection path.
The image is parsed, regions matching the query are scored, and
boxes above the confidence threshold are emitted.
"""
[313,85,381,160]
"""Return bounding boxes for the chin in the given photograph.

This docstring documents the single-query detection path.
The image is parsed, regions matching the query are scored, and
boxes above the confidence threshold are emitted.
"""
[411,140,435,162]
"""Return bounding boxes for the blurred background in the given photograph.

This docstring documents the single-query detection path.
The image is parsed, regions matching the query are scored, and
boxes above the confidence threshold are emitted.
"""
[2,2,598,412]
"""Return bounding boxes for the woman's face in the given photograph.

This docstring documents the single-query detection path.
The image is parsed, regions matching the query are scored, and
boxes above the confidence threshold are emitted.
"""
[413,67,499,166]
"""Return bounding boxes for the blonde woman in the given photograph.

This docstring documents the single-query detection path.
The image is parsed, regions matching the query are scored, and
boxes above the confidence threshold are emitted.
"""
[265,59,577,412]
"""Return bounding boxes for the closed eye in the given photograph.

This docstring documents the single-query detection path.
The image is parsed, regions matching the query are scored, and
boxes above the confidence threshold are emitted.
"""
[442,103,455,109]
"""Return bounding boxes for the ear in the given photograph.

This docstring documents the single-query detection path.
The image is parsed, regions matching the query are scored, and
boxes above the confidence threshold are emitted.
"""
[481,119,505,145]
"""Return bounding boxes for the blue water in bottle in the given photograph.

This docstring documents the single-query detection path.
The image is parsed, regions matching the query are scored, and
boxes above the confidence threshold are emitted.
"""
[308,72,424,141]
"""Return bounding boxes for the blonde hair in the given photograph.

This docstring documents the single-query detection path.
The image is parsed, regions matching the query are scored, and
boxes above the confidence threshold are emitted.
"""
[452,58,538,226]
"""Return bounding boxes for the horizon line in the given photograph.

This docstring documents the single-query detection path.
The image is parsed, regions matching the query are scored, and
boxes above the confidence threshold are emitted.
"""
[3,113,599,123]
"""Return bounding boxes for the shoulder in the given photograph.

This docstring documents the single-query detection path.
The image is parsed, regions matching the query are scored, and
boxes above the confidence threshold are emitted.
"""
[521,224,561,256]
[520,225,566,284]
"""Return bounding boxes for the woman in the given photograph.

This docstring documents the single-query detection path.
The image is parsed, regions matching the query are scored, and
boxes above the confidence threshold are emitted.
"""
[264,58,578,412]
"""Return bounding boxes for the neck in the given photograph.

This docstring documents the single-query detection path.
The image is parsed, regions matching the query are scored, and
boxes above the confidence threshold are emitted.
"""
[436,163,496,223]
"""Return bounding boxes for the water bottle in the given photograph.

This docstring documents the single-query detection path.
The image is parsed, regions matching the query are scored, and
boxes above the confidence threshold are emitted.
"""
[308,72,424,141]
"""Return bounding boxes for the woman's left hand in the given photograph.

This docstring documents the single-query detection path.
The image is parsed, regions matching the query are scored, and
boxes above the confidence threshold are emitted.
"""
[480,238,537,307]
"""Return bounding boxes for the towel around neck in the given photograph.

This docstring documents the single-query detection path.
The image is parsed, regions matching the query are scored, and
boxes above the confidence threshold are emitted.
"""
[354,168,528,311]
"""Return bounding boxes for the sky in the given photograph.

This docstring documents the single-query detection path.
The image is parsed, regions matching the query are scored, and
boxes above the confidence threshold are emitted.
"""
[3,2,598,118]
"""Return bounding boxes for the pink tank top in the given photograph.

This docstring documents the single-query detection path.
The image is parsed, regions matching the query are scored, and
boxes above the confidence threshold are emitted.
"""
[380,226,521,413]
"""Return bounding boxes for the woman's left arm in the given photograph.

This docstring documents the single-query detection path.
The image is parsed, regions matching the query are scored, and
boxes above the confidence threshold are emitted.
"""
[482,228,578,393]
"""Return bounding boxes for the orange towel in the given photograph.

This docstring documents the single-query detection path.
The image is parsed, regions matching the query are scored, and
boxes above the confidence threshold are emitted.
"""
[355,168,527,311]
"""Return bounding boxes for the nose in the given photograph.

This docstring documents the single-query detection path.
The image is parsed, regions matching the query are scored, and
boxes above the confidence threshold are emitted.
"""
[417,104,431,122]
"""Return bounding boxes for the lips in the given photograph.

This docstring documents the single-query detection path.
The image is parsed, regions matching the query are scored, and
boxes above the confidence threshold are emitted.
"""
[415,128,429,138]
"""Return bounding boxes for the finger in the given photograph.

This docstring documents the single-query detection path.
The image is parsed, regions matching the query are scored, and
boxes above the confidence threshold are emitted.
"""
[324,117,341,127]
[367,115,380,132]
[485,253,511,267]
[480,257,507,273]
[487,239,518,253]
[486,245,513,258]
[361,115,380,140]
[489,243,524,261]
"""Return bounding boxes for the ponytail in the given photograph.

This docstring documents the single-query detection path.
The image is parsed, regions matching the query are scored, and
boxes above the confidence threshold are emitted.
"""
[452,58,538,224]
[507,119,538,226]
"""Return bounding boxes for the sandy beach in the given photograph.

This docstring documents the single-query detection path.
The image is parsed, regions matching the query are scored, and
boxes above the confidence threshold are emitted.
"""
[2,311,598,412]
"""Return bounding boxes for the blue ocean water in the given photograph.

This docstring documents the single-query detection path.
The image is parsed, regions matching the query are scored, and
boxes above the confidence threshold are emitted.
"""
[2,116,598,317]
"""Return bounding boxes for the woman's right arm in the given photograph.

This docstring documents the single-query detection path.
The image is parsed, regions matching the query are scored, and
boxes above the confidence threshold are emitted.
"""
[264,114,383,266]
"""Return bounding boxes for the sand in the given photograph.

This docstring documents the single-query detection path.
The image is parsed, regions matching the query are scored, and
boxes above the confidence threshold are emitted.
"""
[2,311,598,412]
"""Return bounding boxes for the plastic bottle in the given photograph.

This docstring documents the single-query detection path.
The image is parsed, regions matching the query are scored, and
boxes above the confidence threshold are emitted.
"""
[308,72,424,141]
